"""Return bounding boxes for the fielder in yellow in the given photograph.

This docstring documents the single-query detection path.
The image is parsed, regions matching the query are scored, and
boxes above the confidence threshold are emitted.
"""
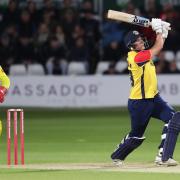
[0,66,10,136]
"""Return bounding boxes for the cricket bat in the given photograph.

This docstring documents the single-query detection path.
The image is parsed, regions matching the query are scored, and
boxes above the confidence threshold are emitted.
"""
[107,10,171,29]
[107,10,151,27]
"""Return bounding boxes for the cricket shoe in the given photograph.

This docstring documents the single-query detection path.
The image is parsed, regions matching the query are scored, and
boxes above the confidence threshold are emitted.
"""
[156,158,178,166]
[154,154,162,164]
[154,154,178,166]
[154,148,163,164]
[112,159,123,166]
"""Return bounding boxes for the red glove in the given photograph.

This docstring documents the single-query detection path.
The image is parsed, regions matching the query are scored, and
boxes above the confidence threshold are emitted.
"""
[0,86,8,103]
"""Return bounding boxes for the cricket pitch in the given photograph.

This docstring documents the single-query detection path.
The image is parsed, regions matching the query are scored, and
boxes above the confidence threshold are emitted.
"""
[0,163,180,173]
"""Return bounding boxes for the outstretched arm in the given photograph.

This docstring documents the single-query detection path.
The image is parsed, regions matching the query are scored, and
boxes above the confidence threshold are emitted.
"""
[134,18,170,66]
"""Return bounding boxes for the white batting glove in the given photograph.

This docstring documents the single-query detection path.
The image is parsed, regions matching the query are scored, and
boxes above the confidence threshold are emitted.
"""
[161,21,171,39]
[162,21,171,30]
[151,18,162,34]
[162,24,169,39]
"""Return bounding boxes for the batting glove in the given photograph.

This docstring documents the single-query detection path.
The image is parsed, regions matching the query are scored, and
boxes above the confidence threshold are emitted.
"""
[162,24,169,39]
[162,21,171,30]
[161,21,171,39]
[151,18,162,34]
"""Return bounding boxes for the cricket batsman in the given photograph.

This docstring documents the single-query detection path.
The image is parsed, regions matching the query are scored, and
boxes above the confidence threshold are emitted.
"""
[0,66,10,136]
[111,18,180,166]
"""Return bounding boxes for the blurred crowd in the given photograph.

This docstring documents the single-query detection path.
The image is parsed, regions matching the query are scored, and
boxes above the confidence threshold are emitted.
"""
[0,0,180,75]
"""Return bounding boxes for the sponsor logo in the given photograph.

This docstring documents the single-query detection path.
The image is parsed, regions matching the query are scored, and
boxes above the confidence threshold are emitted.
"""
[9,84,99,97]
[133,16,149,26]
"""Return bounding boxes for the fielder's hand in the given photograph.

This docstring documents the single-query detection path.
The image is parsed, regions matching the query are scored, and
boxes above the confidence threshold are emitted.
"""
[151,18,162,34]
[0,86,7,103]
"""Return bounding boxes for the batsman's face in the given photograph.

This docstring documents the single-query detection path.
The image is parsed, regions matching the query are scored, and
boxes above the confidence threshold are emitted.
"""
[133,37,145,51]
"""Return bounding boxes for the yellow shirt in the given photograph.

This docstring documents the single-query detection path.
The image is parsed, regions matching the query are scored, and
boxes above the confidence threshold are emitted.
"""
[0,66,10,89]
[127,51,158,99]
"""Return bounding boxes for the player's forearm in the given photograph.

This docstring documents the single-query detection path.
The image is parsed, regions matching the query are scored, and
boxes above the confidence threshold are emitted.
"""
[150,33,164,57]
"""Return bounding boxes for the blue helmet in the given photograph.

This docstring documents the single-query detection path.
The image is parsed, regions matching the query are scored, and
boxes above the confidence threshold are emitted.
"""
[124,30,149,50]
[124,30,141,49]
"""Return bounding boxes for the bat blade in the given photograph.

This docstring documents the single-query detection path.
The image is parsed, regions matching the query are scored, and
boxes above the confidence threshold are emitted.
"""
[107,10,150,27]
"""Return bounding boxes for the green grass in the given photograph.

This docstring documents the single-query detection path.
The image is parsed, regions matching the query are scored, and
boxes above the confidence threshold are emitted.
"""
[0,108,180,179]
[0,169,180,180]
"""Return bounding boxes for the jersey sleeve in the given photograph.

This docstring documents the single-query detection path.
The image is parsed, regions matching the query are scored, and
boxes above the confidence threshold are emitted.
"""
[0,66,10,89]
[134,50,151,66]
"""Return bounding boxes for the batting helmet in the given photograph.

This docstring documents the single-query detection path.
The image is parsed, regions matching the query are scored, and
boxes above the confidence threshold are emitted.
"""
[124,30,141,49]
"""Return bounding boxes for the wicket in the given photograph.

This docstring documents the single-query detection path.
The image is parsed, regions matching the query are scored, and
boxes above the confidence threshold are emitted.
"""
[7,109,24,165]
